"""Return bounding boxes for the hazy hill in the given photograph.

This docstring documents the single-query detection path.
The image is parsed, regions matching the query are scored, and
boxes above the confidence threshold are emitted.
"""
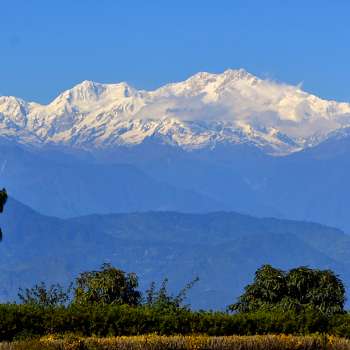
[1,198,350,309]
[0,143,222,217]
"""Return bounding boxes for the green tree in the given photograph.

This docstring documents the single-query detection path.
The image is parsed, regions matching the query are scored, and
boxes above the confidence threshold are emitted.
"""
[18,282,71,307]
[229,264,345,316]
[286,266,345,315]
[73,263,141,306]
[0,188,7,241]
[229,265,287,313]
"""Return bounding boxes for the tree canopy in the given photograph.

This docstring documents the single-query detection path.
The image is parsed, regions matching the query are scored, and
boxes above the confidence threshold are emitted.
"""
[73,263,141,306]
[229,264,345,315]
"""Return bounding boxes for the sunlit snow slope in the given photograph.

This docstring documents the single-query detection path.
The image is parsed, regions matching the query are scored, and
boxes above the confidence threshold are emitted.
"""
[1,69,350,155]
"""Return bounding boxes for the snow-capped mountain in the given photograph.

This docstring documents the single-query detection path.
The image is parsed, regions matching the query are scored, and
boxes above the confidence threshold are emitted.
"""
[1,69,350,155]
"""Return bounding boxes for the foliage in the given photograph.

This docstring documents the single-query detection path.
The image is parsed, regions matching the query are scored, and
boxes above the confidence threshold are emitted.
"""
[0,188,7,213]
[2,264,348,342]
[73,263,141,306]
[145,277,199,310]
[18,282,72,307]
[0,303,341,341]
[286,266,345,315]
[230,264,346,315]
[0,188,7,241]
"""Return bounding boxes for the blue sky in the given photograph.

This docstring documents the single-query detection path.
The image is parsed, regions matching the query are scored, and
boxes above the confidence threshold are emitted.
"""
[1,0,350,103]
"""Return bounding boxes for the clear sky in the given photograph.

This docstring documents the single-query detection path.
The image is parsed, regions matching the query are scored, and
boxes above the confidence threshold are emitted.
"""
[1,0,350,103]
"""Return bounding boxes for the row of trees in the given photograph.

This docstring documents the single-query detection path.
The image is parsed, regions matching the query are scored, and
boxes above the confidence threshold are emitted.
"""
[17,263,346,316]
[18,263,199,311]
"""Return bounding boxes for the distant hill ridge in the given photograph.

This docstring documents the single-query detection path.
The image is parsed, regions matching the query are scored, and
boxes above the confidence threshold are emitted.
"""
[1,197,350,310]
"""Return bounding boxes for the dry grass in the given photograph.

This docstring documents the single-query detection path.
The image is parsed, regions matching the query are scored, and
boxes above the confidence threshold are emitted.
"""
[1,334,350,350]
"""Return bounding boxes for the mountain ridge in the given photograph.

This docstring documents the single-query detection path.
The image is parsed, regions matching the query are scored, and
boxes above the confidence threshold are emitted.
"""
[2,69,350,155]
[1,197,350,309]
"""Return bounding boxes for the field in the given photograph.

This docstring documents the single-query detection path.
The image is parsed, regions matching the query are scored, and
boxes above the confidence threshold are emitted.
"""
[1,335,350,350]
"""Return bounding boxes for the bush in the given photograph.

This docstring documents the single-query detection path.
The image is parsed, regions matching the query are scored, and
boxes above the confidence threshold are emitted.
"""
[0,303,345,341]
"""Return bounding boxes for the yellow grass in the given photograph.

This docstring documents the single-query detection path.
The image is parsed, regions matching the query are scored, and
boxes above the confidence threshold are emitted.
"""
[1,334,350,350]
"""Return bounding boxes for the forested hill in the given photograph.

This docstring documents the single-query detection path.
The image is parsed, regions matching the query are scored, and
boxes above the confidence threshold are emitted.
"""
[1,198,350,310]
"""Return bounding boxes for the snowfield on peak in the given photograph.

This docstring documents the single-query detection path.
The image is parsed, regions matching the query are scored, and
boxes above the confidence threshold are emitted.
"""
[1,69,350,155]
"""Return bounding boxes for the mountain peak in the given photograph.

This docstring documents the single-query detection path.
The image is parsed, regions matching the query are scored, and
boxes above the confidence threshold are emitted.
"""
[221,68,256,80]
[50,80,136,110]
[73,80,104,94]
[53,80,106,104]
[186,68,256,85]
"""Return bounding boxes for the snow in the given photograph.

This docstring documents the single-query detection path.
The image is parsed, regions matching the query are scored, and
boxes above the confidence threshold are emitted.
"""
[1,69,350,155]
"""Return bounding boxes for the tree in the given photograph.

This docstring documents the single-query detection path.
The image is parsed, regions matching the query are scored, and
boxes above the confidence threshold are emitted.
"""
[229,265,287,313]
[73,263,141,306]
[286,267,345,315]
[0,188,7,241]
[18,282,71,307]
[229,264,345,316]
[145,277,199,310]
[0,188,7,213]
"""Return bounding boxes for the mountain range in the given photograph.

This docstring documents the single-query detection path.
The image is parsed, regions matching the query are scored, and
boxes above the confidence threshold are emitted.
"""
[1,69,350,155]
[1,69,350,230]
[1,198,350,310]
[2,70,350,308]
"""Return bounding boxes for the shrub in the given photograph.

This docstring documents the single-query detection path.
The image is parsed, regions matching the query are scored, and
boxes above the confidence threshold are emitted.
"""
[0,304,344,341]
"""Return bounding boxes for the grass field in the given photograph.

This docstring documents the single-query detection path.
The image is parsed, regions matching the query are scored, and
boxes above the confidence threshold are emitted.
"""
[1,334,350,350]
